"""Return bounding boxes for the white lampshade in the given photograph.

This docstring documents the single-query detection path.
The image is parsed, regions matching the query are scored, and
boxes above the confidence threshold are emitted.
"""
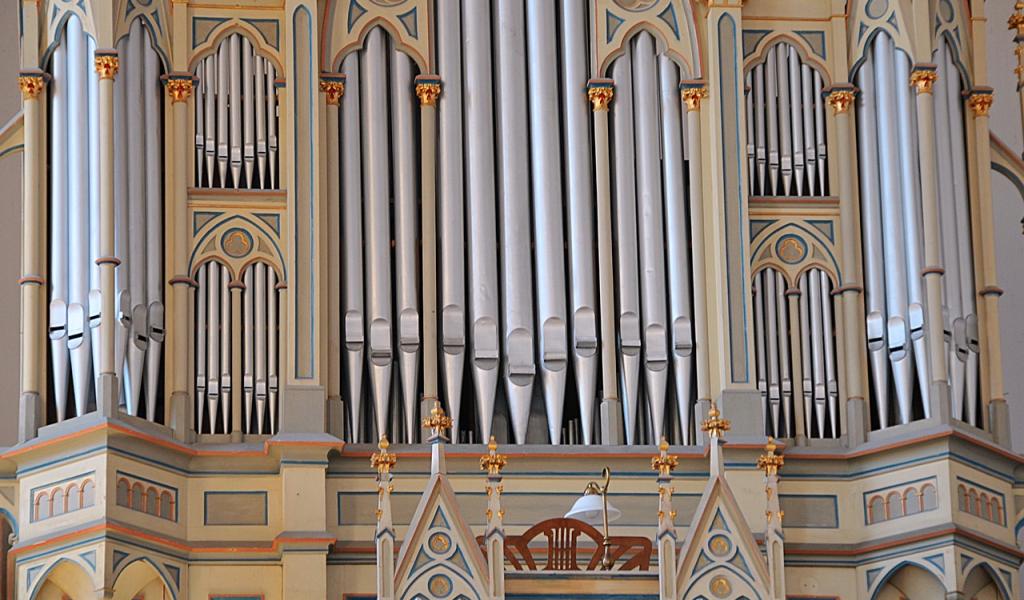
[564,492,622,525]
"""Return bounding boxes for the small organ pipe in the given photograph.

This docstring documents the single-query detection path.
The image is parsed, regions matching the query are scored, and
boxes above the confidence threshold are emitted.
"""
[814,71,827,192]
[195,62,205,186]
[206,263,220,433]
[204,55,216,187]
[777,45,793,195]
[766,46,780,193]
[49,37,69,422]
[753,63,767,195]
[659,56,693,444]
[229,34,241,188]
[341,52,365,441]
[776,271,793,438]
[495,0,536,444]
[219,266,231,433]
[255,55,267,188]
[765,271,782,436]
[267,64,278,188]
[611,52,643,445]
[798,275,813,437]
[242,38,255,189]
[255,263,268,434]
[145,44,164,421]
[243,268,254,432]
[362,28,393,439]
[527,0,569,444]
[437,0,466,441]
[808,272,826,436]
[390,48,421,443]
[820,271,838,436]
[196,264,207,431]
[855,56,890,428]
[268,269,279,434]
[788,48,804,196]
[217,43,229,186]
[463,0,501,441]
[801,65,817,195]
[745,73,755,195]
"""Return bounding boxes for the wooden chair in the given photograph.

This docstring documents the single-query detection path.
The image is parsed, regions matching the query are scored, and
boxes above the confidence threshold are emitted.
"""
[476,517,652,572]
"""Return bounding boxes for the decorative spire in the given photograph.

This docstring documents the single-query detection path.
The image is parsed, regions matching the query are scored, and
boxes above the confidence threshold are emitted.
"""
[701,400,730,439]
[480,436,507,477]
[371,435,397,478]
[423,399,453,441]
[651,437,678,479]
[756,437,785,478]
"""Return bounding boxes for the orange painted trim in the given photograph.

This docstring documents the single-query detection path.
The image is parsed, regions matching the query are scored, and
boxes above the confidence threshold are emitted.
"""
[785,526,1024,559]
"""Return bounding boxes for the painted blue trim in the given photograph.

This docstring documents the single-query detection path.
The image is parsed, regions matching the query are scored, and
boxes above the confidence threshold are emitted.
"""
[112,556,179,599]
[188,213,287,279]
[241,17,281,49]
[862,475,937,498]
[115,470,180,522]
[868,559,943,600]
[0,144,23,159]
[956,476,1007,525]
[292,5,316,380]
[29,470,95,498]
[191,16,230,49]
[749,221,842,281]
[27,556,95,600]
[992,162,1024,201]
[0,508,18,537]
[203,491,269,526]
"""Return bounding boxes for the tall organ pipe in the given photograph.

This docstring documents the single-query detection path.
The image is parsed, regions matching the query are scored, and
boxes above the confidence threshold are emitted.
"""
[255,55,267,188]
[873,37,913,424]
[776,45,793,195]
[67,17,91,417]
[777,272,793,437]
[219,266,231,433]
[362,29,394,440]
[753,274,768,429]
[766,47,780,193]
[659,56,694,444]
[242,38,255,188]
[808,271,826,435]
[463,1,501,441]
[88,37,101,395]
[753,63,766,194]
[114,37,130,404]
[243,268,254,432]
[437,0,466,441]
[819,271,838,435]
[229,34,241,187]
[144,44,164,422]
[800,64,816,195]
[855,55,890,428]
[798,275,813,436]
[206,263,220,433]
[49,36,69,422]
[495,0,536,444]
[203,55,216,186]
[268,269,279,433]
[216,43,229,186]
[765,271,782,435]
[390,49,421,443]
[255,262,268,434]
[196,264,207,431]
[340,52,365,441]
[526,0,569,444]
[814,72,827,192]
[787,48,804,196]
[267,61,279,189]
[125,21,147,417]
[611,51,643,444]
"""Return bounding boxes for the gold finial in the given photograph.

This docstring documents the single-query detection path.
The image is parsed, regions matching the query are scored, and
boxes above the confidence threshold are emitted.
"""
[94,53,120,80]
[681,85,708,112]
[422,399,454,439]
[371,435,397,477]
[968,91,994,117]
[756,436,785,477]
[1009,2,1024,37]
[165,77,194,103]
[415,78,442,106]
[587,81,614,111]
[320,79,345,106]
[480,436,508,476]
[909,68,938,95]
[701,400,731,438]
[826,89,856,115]
[651,437,679,477]
[18,74,46,100]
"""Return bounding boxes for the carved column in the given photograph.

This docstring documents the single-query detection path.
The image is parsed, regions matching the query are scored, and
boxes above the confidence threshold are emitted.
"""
[95,51,120,416]
[416,75,441,440]
[321,73,345,438]
[18,71,46,441]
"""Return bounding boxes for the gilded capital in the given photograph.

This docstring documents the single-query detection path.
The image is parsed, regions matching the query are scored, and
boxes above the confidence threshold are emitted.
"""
[967,90,994,117]
[826,89,856,115]
[415,75,442,107]
[1009,2,1024,38]
[680,81,707,111]
[909,65,938,95]
[18,73,46,100]
[587,79,614,111]
[320,75,346,106]
[164,76,194,103]
[94,52,120,80]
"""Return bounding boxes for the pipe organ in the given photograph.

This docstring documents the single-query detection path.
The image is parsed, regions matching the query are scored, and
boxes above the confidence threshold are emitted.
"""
[193,33,280,190]
[49,16,165,425]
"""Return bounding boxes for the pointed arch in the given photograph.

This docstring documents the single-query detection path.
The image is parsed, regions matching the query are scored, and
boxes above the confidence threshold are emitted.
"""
[28,557,96,600]
[869,561,946,600]
[111,556,177,600]
[742,32,833,86]
[962,562,1010,600]
[188,21,285,74]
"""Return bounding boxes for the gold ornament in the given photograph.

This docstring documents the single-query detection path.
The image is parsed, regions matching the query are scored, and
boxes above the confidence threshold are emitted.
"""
[909,68,938,95]
[370,435,397,477]
[826,89,855,115]
[701,400,730,438]
[94,54,120,80]
[18,74,45,100]
[587,83,614,111]
[415,81,442,106]
[1009,2,1024,38]
[422,399,453,438]
[320,79,345,106]
[756,436,785,477]
[968,92,994,117]
[165,78,194,103]
[480,436,508,476]
[681,85,708,111]
[651,437,678,477]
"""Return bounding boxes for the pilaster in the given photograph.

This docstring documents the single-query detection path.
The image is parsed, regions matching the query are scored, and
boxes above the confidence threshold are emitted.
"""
[321,73,345,439]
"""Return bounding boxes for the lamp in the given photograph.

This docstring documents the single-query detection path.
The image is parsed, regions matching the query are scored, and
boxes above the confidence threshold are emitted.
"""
[565,467,621,570]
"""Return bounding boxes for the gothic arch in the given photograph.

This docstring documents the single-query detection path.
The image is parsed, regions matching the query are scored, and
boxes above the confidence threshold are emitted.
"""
[111,556,177,600]
[962,562,1010,600]
[27,557,96,600]
[869,561,946,600]
[188,21,285,75]
[742,32,833,86]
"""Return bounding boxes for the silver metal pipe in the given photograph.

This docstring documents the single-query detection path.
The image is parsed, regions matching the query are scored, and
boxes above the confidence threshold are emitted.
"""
[114,38,130,401]
[229,34,241,188]
[144,40,164,422]
[463,0,501,441]
[216,41,229,186]
[362,29,393,440]
[612,52,642,444]
[814,71,827,193]
[67,17,91,417]
[753,63,766,195]
[777,44,793,195]
[242,37,255,189]
[88,36,101,395]
[50,34,69,422]
[204,55,217,187]
[219,265,231,433]
[255,55,267,189]
[745,72,755,196]
[766,46,780,194]
[855,56,890,428]
[268,268,279,434]
[196,264,207,431]
[753,273,768,431]
[808,269,826,436]
[776,271,793,437]
[243,267,254,432]
[798,274,813,437]
[788,47,804,196]
[390,48,421,443]
[765,270,782,436]
[437,0,466,441]
[894,52,929,414]
[820,271,838,436]
[527,0,569,444]
[660,55,693,444]
[873,35,912,424]
[340,52,365,441]
[206,263,220,433]
[255,262,267,434]
[195,61,206,186]
[125,21,147,416]
[267,63,278,188]
[496,0,536,444]
[801,64,817,196]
